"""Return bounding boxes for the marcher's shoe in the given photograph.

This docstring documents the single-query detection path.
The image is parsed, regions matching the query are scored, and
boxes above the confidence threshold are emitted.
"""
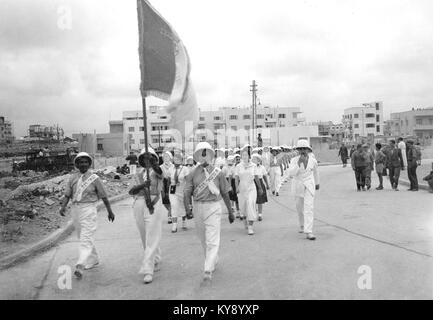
[362,187,366,191]
[182,220,187,230]
[407,188,413,191]
[248,226,254,235]
[306,233,316,240]
[171,223,177,233]
[411,189,418,191]
[258,214,263,221]
[299,226,304,233]
[74,265,84,279]
[395,187,399,191]
[84,262,99,270]
[167,216,172,224]
[272,191,275,195]
[367,185,371,190]
[376,186,383,190]
[203,271,212,282]
[236,212,241,219]
[276,192,279,196]
[143,274,153,284]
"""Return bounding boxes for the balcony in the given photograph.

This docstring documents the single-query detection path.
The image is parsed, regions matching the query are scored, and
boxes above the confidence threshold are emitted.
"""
[414,124,433,131]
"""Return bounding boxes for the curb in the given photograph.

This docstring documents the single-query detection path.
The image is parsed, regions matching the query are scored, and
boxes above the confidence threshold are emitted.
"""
[398,178,430,191]
[0,193,131,271]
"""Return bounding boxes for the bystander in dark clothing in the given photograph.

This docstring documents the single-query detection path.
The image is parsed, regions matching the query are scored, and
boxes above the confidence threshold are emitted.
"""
[363,145,374,190]
[386,140,404,191]
[349,145,356,159]
[374,143,386,190]
[351,144,368,191]
[406,140,419,191]
[423,166,433,193]
[338,144,349,167]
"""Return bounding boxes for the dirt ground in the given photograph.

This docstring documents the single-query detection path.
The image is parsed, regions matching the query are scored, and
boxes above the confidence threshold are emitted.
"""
[0,169,132,259]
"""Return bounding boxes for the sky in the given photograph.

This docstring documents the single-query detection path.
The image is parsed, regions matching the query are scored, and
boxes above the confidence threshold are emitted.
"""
[1,0,433,137]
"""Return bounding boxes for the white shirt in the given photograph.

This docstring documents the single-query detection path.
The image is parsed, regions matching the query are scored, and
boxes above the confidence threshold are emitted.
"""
[288,155,319,197]
[255,165,267,179]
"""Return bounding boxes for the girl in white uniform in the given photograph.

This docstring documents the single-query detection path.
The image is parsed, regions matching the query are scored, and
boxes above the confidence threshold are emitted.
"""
[252,154,269,221]
[235,145,264,235]
[168,153,190,233]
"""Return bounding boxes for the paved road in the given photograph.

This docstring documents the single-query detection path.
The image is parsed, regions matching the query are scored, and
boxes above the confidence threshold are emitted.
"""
[1,165,433,300]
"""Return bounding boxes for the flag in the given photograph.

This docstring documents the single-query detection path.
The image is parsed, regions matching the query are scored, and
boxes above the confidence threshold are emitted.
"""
[137,0,198,136]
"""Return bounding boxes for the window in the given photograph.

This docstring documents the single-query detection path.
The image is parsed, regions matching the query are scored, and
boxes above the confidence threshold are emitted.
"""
[130,139,135,144]
[244,125,250,130]
[199,117,205,121]
[243,115,250,120]
[97,144,103,151]
[198,124,205,129]
[376,125,380,133]
[376,115,380,122]
[354,124,359,128]
[160,116,167,119]
[429,118,433,125]
[266,114,273,119]
[139,127,144,131]
[152,138,159,144]
[140,139,145,144]
[257,125,263,128]
[354,114,359,119]
[366,113,375,118]
[366,124,375,128]
[376,103,380,110]
[214,116,221,121]
[278,114,286,119]
[128,127,135,132]
[229,115,238,120]
[231,126,237,130]
[257,114,264,119]
[292,113,298,118]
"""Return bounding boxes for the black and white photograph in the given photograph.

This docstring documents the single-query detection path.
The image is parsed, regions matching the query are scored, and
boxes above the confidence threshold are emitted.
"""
[1,0,433,304]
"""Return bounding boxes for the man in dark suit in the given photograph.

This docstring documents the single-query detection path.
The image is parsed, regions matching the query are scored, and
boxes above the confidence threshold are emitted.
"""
[406,140,419,191]
[386,140,404,191]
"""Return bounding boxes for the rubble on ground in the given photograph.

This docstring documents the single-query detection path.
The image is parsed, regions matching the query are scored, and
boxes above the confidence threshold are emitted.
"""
[0,167,133,255]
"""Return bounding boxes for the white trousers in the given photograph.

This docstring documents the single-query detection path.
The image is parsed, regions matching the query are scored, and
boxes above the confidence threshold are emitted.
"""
[71,203,99,268]
[295,190,314,234]
[270,166,281,193]
[193,201,221,273]
[133,197,163,275]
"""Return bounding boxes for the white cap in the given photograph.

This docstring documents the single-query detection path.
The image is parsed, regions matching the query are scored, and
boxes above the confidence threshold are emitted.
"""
[194,142,214,161]
[296,139,312,151]
[74,152,92,167]
[227,155,235,162]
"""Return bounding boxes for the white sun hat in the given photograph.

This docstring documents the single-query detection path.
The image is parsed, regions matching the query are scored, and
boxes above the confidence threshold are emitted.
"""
[295,139,312,151]
[194,142,214,161]
[74,152,92,167]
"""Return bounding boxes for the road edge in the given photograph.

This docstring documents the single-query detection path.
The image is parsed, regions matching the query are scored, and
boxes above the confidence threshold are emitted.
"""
[0,193,131,271]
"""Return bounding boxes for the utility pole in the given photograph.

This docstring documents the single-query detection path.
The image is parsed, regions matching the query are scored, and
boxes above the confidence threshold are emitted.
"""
[250,80,258,145]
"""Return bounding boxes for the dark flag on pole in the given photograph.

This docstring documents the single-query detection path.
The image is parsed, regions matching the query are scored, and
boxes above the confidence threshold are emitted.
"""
[137,0,198,135]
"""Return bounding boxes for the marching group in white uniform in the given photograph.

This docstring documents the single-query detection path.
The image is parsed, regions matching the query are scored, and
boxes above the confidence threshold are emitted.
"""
[60,139,320,284]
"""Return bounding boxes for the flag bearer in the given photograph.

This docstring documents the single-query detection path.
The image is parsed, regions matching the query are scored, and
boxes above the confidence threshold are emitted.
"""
[288,140,320,241]
[59,152,115,279]
[129,147,164,284]
[184,142,235,282]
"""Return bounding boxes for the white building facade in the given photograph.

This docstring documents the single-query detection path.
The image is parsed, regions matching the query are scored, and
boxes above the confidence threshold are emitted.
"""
[342,101,384,141]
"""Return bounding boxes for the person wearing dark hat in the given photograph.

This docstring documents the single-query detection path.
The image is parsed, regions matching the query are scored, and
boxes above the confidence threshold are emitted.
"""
[406,140,419,191]
[59,152,115,279]
[351,144,368,191]
[374,143,386,190]
[386,140,404,191]
[129,147,164,284]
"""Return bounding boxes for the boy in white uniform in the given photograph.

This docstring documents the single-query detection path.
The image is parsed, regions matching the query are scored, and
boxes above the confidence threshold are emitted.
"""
[288,140,320,240]
[60,152,115,279]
